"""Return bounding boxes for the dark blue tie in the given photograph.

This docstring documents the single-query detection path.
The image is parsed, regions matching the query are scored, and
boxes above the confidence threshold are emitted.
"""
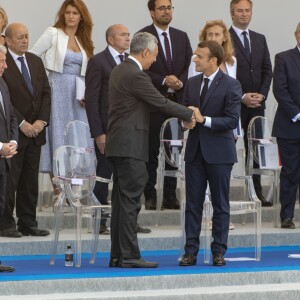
[242,31,251,62]
[200,78,209,107]
[17,56,33,94]
[118,54,124,63]
[162,32,173,74]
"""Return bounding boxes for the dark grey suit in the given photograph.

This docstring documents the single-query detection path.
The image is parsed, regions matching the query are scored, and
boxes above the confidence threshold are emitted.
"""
[272,47,300,220]
[183,70,242,255]
[106,58,193,259]
[230,27,272,194]
[0,78,18,221]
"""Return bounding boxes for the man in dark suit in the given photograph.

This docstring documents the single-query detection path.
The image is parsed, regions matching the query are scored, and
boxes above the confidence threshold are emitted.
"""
[138,0,193,210]
[179,41,242,267]
[85,24,151,235]
[229,0,272,206]
[0,23,51,238]
[106,32,197,268]
[272,23,300,229]
[0,45,17,272]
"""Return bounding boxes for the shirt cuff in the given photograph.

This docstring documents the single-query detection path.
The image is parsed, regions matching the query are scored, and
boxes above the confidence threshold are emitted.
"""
[0,142,2,151]
[292,113,300,122]
[10,140,17,146]
[19,120,25,127]
[203,116,211,128]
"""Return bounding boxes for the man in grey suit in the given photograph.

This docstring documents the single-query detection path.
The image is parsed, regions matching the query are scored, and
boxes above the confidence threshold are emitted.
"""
[0,45,18,272]
[272,23,300,229]
[229,0,272,206]
[106,32,197,268]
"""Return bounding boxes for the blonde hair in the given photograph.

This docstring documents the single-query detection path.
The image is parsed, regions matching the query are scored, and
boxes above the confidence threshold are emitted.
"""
[199,20,235,65]
[0,7,8,33]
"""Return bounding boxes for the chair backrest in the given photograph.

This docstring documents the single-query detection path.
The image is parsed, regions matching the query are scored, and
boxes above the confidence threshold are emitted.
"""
[64,120,94,148]
[160,118,187,168]
[53,146,97,203]
[247,116,274,164]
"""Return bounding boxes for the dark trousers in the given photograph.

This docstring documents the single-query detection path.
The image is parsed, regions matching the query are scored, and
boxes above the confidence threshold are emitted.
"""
[144,111,177,200]
[184,146,232,255]
[94,144,113,225]
[0,139,41,230]
[241,106,264,194]
[110,157,148,259]
[277,138,300,220]
[0,160,8,222]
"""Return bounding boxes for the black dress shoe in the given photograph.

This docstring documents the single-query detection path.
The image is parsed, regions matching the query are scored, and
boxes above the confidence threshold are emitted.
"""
[136,224,151,233]
[18,227,50,236]
[213,252,226,266]
[256,193,273,207]
[162,195,180,210]
[109,257,119,267]
[281,218,296,229]
[0,228,22,238]
[179,253,197,266]
[119,257,158,268]
[0,264,15,272]
[145,198,157,210]
[99,224,110,235]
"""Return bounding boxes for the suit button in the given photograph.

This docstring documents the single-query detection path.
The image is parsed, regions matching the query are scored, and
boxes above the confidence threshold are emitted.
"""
[251,69,253,72]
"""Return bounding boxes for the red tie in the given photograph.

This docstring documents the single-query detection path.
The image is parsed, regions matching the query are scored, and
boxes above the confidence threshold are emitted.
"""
[162,32,173,74]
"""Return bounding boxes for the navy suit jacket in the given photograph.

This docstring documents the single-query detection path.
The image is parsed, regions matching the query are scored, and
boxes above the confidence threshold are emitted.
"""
[183,70,242,164]
[272,47,300,139]
[138,24,192,103]
[85,47,128,138]
[229,27,272,110]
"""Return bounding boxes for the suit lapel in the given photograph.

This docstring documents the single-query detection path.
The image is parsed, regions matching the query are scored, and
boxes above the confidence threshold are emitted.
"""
[291,47,300,73]
[169,27,177,72]
[25,53,36,96]
[201,70,223,110]
[0,79,7,123]
[104,47,117,68]
[230,27,251,65]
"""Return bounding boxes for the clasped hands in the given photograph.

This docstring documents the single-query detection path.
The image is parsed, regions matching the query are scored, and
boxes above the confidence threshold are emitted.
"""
[183,106,204,129]
[165,75,183,90]
[242,93,264,108]
[20,120,45,138]
[0,142,17,159]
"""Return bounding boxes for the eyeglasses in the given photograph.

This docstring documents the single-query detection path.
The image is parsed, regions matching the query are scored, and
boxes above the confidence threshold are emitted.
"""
[155,6,174,12]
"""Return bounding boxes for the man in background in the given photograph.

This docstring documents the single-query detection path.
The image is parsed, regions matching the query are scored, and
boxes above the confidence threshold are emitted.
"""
[229,0,272,206]
[139,0,193,210]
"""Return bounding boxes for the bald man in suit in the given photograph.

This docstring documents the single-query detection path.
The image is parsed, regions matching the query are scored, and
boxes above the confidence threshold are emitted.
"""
[0,45,17,272]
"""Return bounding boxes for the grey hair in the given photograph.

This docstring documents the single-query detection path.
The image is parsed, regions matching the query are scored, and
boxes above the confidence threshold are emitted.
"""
[130,32,157,54]
[0,44,7,54]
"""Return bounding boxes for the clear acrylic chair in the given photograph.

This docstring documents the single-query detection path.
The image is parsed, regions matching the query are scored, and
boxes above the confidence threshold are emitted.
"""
[157,118,188,223]
[203,175,262,264]
[50,145,110,267]
[247,116,281,227]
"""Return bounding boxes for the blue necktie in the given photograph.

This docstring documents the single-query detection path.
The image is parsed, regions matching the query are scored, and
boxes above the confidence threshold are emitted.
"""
[200,78,209,107]
[118,54,124,63]
[162,32,173,74]
[242,31,251,62]
[17,56,33,94]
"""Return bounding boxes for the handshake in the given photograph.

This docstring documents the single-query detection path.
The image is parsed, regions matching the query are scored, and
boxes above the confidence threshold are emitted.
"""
[183,106,205,129]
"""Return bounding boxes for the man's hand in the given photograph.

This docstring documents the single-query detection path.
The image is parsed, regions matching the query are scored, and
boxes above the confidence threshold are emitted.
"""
[95,134,106,154]
[32,120,45,135]
[20,121,37,138]
[0,142,17,158]
[188,106,205,123]
[242,93,263,108]
[165,75,183,90]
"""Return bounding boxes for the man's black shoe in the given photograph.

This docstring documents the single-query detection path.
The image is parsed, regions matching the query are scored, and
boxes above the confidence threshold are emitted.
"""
[136,224,151,234]
[0,228,22,238]
[256,193,273,207]
[179,253,197,266]
[145,198,157,210]
[0,264,15,272]
[99,224,110,235]
[109,257,119,267]
[281,218,296,229]
[213,252,226,266]
[18,227,50,236]
[162,195,180,210]
[119,257,158,268]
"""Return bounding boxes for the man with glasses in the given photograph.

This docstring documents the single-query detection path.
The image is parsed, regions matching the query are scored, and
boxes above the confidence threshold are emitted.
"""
[138,0,192,211]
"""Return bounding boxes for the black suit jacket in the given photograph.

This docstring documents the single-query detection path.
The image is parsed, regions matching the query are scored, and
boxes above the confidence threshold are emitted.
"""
[0,77,18,169]
[3,51,51,149]
[106,58,193,162]
[138,24,192,103]
[229,27,272,110]
[85,47,128,138]
[272,47,300,139]
[183,70,242,164]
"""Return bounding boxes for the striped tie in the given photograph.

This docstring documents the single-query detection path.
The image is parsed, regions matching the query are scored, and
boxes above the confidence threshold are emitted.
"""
[162,32,173,74]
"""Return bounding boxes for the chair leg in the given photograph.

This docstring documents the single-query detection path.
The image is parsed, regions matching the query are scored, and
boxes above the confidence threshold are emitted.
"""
[50,205,63,265]
[75,207,82,267]
[203,198,211,264]
[90,207,101,264]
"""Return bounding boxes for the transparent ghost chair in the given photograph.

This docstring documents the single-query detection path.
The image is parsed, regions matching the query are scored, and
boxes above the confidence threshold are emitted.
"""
[50,145,110,267]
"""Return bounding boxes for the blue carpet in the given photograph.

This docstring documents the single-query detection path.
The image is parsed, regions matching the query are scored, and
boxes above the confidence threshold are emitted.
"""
[1,246,300,282]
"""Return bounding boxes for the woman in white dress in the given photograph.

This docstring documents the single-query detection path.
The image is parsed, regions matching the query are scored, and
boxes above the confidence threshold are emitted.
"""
[30,0,94,200]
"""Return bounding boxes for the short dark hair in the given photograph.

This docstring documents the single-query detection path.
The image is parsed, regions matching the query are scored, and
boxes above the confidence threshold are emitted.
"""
[148,0,172,11]
[197,41,224,66]
[230,0,253,13]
